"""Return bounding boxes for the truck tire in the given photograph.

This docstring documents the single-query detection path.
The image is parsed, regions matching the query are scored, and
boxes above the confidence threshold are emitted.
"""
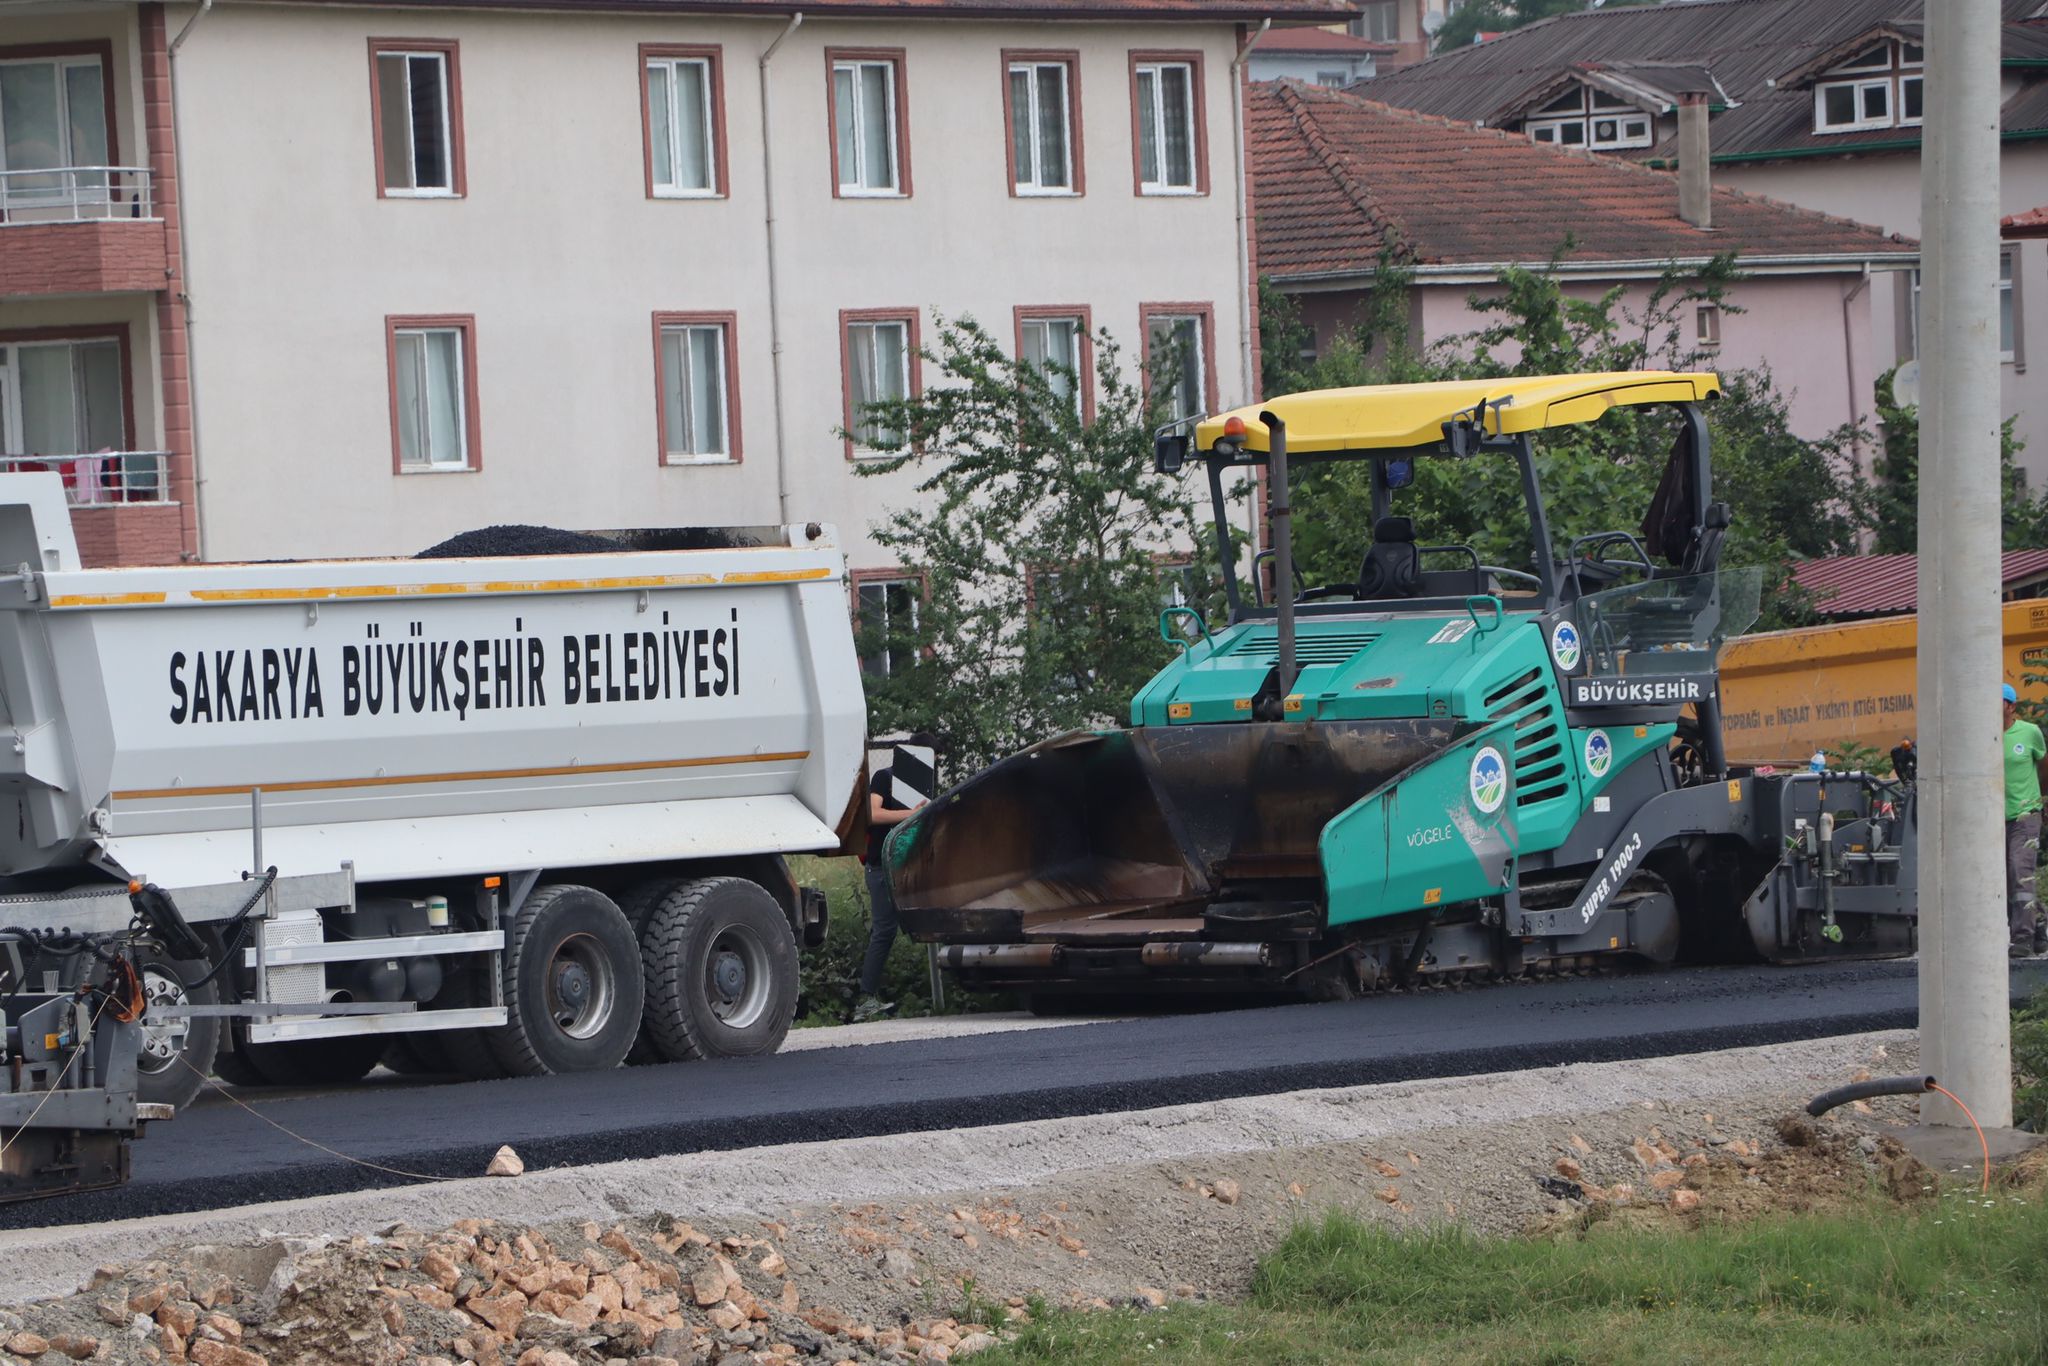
[616,877,686,1065]
[133,952,221,1110]
[210,1027,270,1088]
[236,1034,388,1087]
[486,884,644,1076]
[639,878,798,1061]
[383,1034,456,1076]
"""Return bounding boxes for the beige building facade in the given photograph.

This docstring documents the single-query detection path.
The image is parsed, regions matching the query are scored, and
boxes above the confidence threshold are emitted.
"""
[1,0,1347,571]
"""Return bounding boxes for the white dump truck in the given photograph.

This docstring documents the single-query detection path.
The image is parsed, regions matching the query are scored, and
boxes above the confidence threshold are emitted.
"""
[0,476,865,1106]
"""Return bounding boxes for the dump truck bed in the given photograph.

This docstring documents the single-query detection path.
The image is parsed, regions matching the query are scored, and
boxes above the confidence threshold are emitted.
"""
[0,475,864,887]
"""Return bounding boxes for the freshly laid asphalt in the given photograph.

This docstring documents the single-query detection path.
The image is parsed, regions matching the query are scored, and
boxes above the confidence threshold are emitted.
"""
[10,958,2047,1230]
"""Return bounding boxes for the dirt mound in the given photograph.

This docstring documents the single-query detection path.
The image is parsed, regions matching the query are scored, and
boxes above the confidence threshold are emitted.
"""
[415,527,616,559]
[1533,1120,1940,1239]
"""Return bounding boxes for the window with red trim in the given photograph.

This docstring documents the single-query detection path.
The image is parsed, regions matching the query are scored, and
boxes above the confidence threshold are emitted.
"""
[643,46,725,197]
[654,312,739,464]
[387,316,479,472]
[370,40,464,197]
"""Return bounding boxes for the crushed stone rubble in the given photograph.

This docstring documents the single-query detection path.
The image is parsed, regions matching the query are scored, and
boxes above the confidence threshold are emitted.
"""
[0,1035,1952,1365]
[0,1214,1029,1366]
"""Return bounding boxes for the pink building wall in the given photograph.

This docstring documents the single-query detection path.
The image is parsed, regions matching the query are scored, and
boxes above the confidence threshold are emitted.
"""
[1286,270,1889,468]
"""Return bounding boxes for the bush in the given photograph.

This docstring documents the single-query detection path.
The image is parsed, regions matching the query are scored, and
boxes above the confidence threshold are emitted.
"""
[2016,989,2048,1132]
[790,855,1011,1023]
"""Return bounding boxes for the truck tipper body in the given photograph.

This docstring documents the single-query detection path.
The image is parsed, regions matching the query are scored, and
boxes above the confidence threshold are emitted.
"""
[0,475,864,1105]
[1717,598,2048,768]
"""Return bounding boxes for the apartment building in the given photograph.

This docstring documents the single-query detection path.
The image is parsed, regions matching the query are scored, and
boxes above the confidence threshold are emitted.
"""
[0,0,1350,571]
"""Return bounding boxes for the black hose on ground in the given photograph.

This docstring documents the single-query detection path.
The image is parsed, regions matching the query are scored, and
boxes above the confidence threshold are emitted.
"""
[1806,1074,1935,1117]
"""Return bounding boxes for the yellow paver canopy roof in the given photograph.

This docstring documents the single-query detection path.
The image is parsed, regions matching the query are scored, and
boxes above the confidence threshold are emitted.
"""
[1195,371,1721,455]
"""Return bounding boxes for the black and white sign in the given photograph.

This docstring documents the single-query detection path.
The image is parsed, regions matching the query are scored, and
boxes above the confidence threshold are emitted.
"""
[1566,673,1713,707]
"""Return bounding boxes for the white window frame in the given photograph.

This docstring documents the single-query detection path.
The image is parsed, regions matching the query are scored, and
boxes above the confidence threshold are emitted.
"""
[1905,254,2019,364]
[856,577,921,677]
[1813,40,1925,136]
[376,50,456,198]
[0,55,112,198]
[833,58,902,198]
[1020,314,1086,416]
[0,338,125,456]
[2001,250,2018,364]
[1009,60,1074,195]
[846,318,911,456]
[1148,314,1205,423]
[1695,303,1721,350]
[1523,86,1652,151]
[1316,69,1350,87]
[393,326,470,470]
[646,56,719,198]
[1135,60,1199,196]
[658,321,733,464]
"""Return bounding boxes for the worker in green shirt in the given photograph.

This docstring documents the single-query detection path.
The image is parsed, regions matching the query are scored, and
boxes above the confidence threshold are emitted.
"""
[2004,683,2048,957]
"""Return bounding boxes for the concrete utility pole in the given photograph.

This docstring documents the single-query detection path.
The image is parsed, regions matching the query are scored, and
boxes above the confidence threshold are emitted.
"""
[1918,0,2012,1129]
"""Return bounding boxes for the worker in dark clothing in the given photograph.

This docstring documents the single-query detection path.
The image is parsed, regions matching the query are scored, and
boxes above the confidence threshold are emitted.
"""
[1889,737,1916,783]
[854,733,940,1021]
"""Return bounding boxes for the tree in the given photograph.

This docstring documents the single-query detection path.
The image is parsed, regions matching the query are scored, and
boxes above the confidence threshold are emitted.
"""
[849,315,1227,769]
[1263,250,1865,630]
[1863,367,2041,553]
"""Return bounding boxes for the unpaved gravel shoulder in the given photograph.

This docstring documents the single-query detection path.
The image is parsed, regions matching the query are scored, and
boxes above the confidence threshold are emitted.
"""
[0,1030,1929,1364]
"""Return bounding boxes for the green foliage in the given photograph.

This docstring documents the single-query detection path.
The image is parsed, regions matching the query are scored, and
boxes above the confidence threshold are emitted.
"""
[1864,368,2045,553]
[2017,988,2048,1132]
[980,1194,2048,1364]
[849,314,1224,770]
[1264,252,1859,631]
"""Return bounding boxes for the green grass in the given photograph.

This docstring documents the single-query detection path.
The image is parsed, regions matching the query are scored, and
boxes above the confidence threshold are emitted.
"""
[979,1186,2048,1365]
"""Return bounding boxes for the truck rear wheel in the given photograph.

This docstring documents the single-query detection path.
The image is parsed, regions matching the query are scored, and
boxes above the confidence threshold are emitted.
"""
[486,884,644,1076]
[133,952,221,1110]
[639,878,798,1061]
[617,877,686,1065]
[235,1034,388,1086]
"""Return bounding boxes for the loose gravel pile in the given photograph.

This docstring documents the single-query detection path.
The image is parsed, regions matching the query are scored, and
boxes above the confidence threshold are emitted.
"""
[0,1215,1021,1366]
[415,528,618,559]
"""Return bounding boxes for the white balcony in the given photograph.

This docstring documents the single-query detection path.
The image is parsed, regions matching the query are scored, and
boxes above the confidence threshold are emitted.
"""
[0,452,169,505]
[0,167,155,225]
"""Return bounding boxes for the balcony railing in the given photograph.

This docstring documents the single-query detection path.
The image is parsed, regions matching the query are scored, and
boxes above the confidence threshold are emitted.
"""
[0,168,155,224]
[0,452,170,505]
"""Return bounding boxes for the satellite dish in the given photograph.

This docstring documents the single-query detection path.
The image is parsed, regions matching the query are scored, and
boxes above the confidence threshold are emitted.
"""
[1893,359,1921,408]
[1422,10,1445,34]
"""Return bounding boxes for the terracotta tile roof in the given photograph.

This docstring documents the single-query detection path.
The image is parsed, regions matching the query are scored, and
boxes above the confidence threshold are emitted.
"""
[2006,204,2048,238]
[1794,550,2048,617]
[283,0,1358,16]
[1363,0,2048,164]
[1248,82,1918,281]
[1259,27,1396,55]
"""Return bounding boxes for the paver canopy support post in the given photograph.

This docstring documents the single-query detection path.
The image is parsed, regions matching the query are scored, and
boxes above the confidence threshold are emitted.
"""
[1917,0,2013,1129]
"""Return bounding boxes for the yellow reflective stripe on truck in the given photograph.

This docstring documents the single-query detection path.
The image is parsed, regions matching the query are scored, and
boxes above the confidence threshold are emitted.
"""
[112,750,811,801]
[46,592,168,607]
[48,566,835,608]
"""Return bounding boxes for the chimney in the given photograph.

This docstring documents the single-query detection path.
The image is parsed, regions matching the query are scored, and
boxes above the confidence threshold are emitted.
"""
[1678,90,1712,230]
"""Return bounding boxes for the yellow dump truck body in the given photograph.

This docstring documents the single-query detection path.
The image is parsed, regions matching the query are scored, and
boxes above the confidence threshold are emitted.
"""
[1718,598,2048,766]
